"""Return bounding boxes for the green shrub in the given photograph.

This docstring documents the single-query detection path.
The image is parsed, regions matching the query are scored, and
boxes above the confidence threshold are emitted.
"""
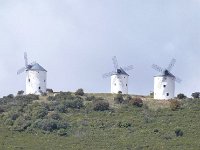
[75,88,84,96]
[175,128,183,137]
[129,97,143,107]
[170,100,181,111]
[150,92,154,98]
[48,112,61,120]
[0,107,4,113]
[55,104,66,113]
[85,95,95,101]
[93,100,109,111]
[117,121,131,128]
[47,96,55,101]
[41,93,47,96]
[32,107,48,119]
[191,92,200,99]
[47,89,54,93]
[10,112,20,121]
[64,98,84,109]
[14,94,39,106]
[48,92,74,101]
[117,91,122,94]
[177,93,187,99]
[17,91,24,96]
[57,129,68,136]
[114,94,124,104]
[124,95,132,101]
[33,119,68,132]
[12,116,32,132]
[154,129,159,133]
[7,94,14,99]
[4,118,14,126]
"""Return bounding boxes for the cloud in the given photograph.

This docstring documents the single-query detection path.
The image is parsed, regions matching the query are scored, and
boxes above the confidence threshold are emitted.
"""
[0,0,199,97]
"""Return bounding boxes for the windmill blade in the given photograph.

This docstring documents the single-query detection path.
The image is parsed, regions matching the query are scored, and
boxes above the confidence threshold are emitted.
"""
[167,58,176,72]
[152,64,164,73]
[122,65,134,72]
[29,61,36,65]
[175,76,182,83]
[168,72,182,83]
[112,56,119,71]
[17,67,26,75]
[24,52,28,67]
[102,71,115,78]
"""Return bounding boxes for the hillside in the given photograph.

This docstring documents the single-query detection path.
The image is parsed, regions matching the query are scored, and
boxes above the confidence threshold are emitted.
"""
[0,92,200,150]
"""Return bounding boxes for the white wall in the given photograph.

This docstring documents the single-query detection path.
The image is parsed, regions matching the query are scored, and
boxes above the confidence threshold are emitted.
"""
[111,74,128,94]
[154,76,175,100]
[26,70,47,94]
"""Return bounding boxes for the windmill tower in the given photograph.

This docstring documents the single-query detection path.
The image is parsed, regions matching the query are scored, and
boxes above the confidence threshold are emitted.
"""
[152,58,181,100]
[103,56,133,94]
[17,52,47,95]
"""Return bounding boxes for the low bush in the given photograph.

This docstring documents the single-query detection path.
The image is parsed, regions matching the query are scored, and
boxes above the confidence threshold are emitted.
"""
[0,107,4,113]
[170,100,181,111]
[124,95,132,101]
[12,116,32,132]
[129,97,143,107]
[47,96,55,101]
[93,100,109,111]
[32,107,48,119]
[55,104,67,113]
[47,89,54,93]
[10,112,20,121]
[17,91,24,96]
[85,95,95,101]
[175,128,183,137]
[57,129,68,136]
[4,118,14,126]
[48,112,61,120]
[114,94,124,104]
[48,92,74,101]
[41,93,47,96]
[75,88,84,96]
[177,93,187,99]
[117,121,131,128]
[191,92,200,99]
[65,98,84,109]
[7,94,14,99]
[154,129,159,133]
[33,119,68,132]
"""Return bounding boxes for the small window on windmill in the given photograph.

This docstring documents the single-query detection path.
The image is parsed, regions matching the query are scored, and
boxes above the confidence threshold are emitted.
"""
[28,79,30,82]
[44,80,46,82]
[114,83,116,86]
[39,87,41,90]
[166,93,169,96]
[163,85,166,88]
[126,84,127,86]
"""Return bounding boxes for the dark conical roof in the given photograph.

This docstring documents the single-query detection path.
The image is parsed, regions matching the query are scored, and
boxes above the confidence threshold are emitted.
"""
[27,63,47,72]
[112,67,129,76]
[155,69,175,78]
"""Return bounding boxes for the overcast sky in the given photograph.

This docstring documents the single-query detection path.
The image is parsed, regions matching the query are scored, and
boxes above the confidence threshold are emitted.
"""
[0,0,200,97]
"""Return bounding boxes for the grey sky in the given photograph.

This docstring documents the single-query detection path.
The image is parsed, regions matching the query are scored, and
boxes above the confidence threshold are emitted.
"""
[0,0,200,97]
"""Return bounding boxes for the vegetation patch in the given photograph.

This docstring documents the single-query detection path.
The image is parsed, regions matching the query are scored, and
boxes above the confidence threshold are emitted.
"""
[0,93,200,150]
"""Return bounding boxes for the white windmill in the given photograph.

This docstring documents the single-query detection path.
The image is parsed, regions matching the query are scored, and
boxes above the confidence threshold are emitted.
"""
[17,52,47,95]
[152,58,181,100]
[103,56,133,94]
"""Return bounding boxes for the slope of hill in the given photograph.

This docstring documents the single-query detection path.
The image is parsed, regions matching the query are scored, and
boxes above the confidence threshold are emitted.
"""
[0,92,200,150]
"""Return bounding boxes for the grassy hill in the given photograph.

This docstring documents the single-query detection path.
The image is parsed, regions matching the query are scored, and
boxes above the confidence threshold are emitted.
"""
[0,92,200,150]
